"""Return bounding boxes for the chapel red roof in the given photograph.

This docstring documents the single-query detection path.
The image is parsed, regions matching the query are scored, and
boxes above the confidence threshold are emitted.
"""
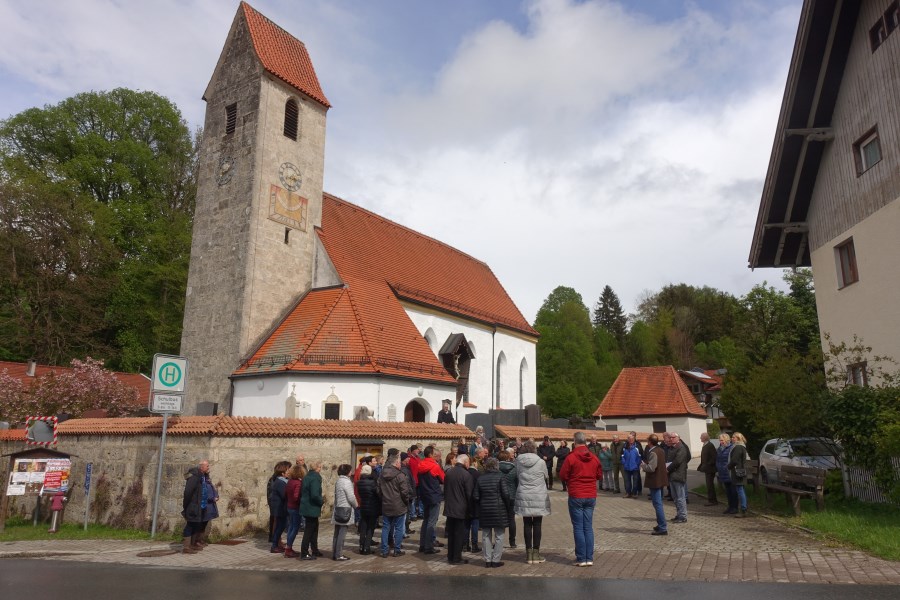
[240,2,330,108]
[593,366,707,418]
[34,416,471,440]
[236,194,536,383]
[0,361,149,409]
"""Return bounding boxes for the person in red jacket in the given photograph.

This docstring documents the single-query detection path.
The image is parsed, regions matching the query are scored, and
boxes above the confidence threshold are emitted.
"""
[559,432,603,567]
[284,465,303,557]
[407,445,422,519]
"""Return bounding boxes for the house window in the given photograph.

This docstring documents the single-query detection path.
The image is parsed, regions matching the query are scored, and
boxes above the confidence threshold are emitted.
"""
[871,2,899,51]
[283,99,299,140]
[225,103,237,135]
[652,421,667,433]
[848,362,868,387]
[854,127,882,174]
[835,238,859,288]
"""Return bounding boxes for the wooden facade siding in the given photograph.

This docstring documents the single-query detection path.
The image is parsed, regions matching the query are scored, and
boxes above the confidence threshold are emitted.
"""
[807,0,900,252]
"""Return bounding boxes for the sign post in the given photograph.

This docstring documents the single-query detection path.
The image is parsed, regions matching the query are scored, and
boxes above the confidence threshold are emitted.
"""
[149,353,187,538]
[83,462,92,531]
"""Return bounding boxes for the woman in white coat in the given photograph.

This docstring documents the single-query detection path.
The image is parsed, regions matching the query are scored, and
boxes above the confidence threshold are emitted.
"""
[515,440,551,565]
[331,463,358,561]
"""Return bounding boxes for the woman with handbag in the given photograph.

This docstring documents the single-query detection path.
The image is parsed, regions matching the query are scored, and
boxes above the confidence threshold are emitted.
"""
[728,432,750,518]
[716,434,739,514]
[331,463,358,561]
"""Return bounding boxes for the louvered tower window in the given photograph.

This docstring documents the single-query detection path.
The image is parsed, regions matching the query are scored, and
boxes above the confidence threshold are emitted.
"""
[225,103,237,135]
[284,99,299,140]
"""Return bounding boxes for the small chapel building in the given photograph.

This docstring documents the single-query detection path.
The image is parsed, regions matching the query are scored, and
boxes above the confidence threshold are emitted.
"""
[179,3,537,422]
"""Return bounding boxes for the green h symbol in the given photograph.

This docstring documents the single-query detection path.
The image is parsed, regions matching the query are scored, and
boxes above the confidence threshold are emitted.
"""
[160,362,181,387]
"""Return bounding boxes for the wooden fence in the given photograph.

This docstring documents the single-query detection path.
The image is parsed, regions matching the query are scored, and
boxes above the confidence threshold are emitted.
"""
[844,457,900,504]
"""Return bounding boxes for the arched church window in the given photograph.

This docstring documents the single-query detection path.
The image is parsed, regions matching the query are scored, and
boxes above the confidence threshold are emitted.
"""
[519,358,528,409]
[496,352,507,409]
[424,328,438,355]
[284,98,299,140]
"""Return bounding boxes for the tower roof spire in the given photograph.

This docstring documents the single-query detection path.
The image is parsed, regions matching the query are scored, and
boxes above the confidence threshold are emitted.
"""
[240,1,331,108]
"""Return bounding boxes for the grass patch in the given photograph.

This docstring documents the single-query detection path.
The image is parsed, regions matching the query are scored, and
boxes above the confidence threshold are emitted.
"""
[692,484,900,561]
[0,516,152,542]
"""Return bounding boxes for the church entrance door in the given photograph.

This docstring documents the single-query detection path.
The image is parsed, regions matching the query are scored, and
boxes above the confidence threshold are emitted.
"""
[404,400,426,422]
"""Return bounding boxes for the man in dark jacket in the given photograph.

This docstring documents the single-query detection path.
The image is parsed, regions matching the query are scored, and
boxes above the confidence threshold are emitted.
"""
[182,460,210,554]
[473,457,511,567]
[641,435,669,536]
[417,446,445,554]
[698,432,718,505]
[667,433,690,523]
[559,433,603,566]
[609,434,625,493]
[437,399,456,424]
[377,455,413,557]
[443,455,474,564]
[537,437,556,489]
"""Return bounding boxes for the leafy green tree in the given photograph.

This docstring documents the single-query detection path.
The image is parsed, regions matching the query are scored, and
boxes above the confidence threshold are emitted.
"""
[0,89,198,371]
[784,268,820,354]
[535,286,602,418]
[592,285,627,346]
[593,327,623,400]
[623,320,658,367]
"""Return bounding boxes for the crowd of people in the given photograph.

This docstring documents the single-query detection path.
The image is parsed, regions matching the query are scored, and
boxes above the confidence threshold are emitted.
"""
[181,428,751,565]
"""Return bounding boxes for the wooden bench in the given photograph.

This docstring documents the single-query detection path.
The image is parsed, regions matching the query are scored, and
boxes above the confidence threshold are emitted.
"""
[761,464,826,516]
[745,459,760,493]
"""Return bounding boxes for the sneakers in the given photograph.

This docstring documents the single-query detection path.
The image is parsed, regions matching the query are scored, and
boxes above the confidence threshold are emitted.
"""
[670,517,687,523]
[651,530,668,536]
[393,550,406,557]
[532,549,545,563]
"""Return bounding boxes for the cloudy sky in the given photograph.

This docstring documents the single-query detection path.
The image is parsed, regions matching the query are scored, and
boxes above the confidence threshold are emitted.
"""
[0,0,801,323]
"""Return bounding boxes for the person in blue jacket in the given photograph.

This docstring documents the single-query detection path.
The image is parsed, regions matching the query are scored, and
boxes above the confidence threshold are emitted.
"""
[621,435,642,498]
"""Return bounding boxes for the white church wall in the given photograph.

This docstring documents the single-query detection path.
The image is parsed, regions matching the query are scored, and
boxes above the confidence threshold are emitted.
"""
[232,373,457,422]
[402,304,537,412]
[601,416,707,455]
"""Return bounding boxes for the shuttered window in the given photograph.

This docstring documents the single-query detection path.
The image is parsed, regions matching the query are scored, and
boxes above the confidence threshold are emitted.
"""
[284,99,299,140]
[225,103,237,135]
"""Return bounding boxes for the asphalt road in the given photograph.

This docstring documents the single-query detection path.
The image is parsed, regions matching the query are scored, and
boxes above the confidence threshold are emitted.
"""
[1,559,896,600]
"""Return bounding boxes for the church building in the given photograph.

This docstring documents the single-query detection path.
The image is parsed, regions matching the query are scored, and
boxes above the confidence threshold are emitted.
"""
[179,2,538,422]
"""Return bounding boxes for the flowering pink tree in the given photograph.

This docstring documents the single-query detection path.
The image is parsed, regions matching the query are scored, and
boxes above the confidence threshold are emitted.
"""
[0,358,139,425]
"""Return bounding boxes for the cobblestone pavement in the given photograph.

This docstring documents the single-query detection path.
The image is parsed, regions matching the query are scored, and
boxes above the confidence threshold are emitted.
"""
[2,489,898,585]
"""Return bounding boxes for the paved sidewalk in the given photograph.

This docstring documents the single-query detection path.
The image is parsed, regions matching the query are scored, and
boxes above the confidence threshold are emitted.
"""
[2,489,898,585]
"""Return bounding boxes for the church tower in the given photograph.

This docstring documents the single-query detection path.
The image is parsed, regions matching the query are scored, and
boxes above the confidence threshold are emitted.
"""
[180,2,330,414]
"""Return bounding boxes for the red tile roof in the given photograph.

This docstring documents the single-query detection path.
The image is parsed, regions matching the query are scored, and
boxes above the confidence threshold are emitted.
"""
[241,2,330,108]
[679,369,723,392]
[593,366,707,418]
[51,416,471,439]
[0,429,27,442]
[237,194,536,383]
[494,425,650,443]
[0,361,149,409]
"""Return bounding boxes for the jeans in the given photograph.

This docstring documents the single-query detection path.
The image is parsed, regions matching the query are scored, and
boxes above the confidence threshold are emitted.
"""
[421,502,440,550]
[650,487,667,532]
[670,481,687,520]
[481,527,505,563]
[380,514,406,555]
[567,497,596,563]
[624,470,640,495]
[469,518,480,546]
[736,484,747,511]
[602,470,614,490]
[271,515,287,550]
[723,481,738,512]
[286,508,301,547]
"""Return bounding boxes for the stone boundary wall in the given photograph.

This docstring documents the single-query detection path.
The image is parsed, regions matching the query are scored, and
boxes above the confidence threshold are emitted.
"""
[1,434,459,537]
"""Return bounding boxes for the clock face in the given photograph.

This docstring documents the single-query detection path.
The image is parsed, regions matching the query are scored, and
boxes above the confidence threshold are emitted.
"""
[216,155,235,186]
[279,162,302,192]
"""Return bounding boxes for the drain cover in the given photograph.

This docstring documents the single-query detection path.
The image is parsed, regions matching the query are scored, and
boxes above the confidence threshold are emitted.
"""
[137,549,180,557]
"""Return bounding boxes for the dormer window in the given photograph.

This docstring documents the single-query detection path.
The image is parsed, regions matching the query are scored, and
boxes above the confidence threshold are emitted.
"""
[284,99,299,140]
[870,1,899,51]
